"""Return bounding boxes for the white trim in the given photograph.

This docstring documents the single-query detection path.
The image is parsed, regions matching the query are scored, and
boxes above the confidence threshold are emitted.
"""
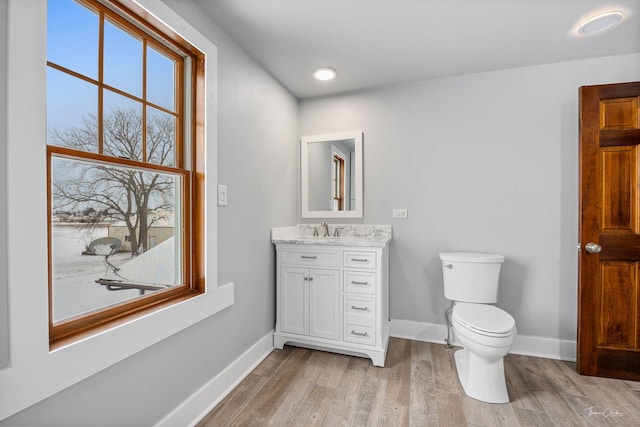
[510,334,577,362]
[6,0,49,368]
[0,0,228,420]
[390,319,577,362]
[155,331,274,427]
[390,318,450,344]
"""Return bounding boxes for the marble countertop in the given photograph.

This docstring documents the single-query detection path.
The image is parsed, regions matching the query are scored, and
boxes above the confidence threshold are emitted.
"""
[271,224,392,247]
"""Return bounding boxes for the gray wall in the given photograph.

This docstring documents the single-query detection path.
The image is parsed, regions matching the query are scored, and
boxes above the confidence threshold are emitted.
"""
[307,141,332,210]
[299,53,640,343]
[0,0,9,371]
[1,0,298,425]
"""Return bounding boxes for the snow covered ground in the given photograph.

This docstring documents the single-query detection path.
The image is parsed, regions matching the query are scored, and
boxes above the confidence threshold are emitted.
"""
[52,225,140,322]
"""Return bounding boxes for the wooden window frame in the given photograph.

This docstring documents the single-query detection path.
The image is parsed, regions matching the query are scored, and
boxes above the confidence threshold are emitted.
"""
[47,0,206,348]
[332,153,345,211]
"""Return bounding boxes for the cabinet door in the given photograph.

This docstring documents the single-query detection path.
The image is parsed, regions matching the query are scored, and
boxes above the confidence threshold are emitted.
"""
[309,268,340,340]
[281,267,308,335]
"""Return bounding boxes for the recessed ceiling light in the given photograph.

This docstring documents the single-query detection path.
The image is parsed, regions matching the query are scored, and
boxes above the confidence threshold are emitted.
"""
[313,67,336,81]
[577,11,624,36]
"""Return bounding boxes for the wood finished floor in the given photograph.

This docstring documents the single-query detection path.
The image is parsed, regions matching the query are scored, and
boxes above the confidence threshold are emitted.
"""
[197,338,640,426]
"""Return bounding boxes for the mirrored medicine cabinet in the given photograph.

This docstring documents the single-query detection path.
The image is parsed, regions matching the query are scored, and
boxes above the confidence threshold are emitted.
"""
[301,131,363,218]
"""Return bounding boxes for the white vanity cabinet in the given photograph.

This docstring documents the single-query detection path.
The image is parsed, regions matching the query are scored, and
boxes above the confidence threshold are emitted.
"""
[280,266,340,340]
[273,242,390,367]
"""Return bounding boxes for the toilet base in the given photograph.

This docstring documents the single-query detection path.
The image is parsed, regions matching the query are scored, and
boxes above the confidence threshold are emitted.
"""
[454,348,509,404]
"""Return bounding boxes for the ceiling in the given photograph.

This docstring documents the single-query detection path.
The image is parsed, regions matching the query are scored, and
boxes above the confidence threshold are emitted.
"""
[195,0,640,99]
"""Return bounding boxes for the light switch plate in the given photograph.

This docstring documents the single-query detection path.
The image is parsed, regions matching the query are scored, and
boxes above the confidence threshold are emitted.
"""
[217,184,228,206]
[393,208,408,219]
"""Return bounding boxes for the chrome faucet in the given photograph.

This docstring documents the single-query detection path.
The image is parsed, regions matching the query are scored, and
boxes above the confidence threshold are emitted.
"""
[320,221,329,237]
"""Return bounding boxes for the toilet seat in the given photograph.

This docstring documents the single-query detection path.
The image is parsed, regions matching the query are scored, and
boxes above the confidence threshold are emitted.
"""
[452,303,515,338]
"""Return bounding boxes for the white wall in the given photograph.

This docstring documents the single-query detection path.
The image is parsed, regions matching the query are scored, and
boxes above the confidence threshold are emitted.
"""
[300,53,640,351]
[0,0,9,371]
[0,0,298,425]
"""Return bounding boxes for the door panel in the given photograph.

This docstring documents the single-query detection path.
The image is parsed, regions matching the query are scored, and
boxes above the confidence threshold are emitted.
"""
[598,262,637,350]
[601,147,636,233]
[281,267,308,335]
[579,81,640,380]
[309,268,340,340]
[600,97,638,129]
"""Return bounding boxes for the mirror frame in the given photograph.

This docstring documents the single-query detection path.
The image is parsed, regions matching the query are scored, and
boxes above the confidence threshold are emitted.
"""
[301,131,363,218]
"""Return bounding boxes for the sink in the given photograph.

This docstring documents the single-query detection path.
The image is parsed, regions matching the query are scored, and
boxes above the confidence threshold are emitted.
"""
[271,224,392,247]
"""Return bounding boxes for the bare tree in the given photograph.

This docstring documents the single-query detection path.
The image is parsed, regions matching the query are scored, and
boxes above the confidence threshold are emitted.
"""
[51,108,176,255]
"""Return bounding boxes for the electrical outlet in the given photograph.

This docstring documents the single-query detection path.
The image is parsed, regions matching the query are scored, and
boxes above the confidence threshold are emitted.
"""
[217,184,228,206]
[393,208,408,219]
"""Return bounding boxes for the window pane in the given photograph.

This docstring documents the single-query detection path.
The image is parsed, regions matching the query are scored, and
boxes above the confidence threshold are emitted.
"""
[147,107,176,166]
[51,156,182,322]
[47,0,99,79]
[47,67,98,151]
[147,45,176,112]
[103,19,143,97]
[103,90,143,160]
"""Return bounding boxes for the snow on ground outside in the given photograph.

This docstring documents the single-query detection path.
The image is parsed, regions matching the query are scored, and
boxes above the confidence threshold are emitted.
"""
[52,225,175,322]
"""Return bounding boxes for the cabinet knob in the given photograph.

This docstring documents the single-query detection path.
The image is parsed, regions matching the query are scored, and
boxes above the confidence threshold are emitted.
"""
[351,330,368,337]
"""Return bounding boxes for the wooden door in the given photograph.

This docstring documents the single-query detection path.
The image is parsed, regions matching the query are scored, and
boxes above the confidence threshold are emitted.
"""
[579,81,640,380]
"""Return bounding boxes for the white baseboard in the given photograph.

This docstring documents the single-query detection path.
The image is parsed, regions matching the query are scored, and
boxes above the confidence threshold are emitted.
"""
[155,331,274,427]
[390,319,576,362]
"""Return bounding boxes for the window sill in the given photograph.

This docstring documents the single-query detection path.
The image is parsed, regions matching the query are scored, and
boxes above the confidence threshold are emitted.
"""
[0,282,234,420]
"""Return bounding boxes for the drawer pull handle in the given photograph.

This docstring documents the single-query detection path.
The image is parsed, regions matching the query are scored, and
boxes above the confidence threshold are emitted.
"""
[351,305,368,311]
[351,330,368,337]
[351,258,369,262]
[301,255,317,260]
[351,280,369,285]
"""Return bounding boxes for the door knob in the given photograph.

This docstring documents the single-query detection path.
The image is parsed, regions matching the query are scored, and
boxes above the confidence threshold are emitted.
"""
[585,242,602,254]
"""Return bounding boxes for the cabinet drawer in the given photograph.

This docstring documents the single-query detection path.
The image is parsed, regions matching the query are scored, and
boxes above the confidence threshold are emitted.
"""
[344,296,375,325]
[344,270,376,294]
[343,251,376,269]
[344,323,375,346]
[282,249,339,268]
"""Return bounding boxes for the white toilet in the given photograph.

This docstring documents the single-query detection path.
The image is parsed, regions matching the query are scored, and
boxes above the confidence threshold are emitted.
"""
[439,252,516,404]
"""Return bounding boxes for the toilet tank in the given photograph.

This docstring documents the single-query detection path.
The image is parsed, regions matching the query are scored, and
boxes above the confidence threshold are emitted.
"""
[439,252,504,303]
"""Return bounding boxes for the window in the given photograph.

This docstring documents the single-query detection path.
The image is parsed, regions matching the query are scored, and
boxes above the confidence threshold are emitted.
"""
[47,0,205,346]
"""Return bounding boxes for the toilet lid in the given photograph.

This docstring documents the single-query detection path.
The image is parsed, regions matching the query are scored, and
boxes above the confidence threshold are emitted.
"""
[452,303,515,336]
